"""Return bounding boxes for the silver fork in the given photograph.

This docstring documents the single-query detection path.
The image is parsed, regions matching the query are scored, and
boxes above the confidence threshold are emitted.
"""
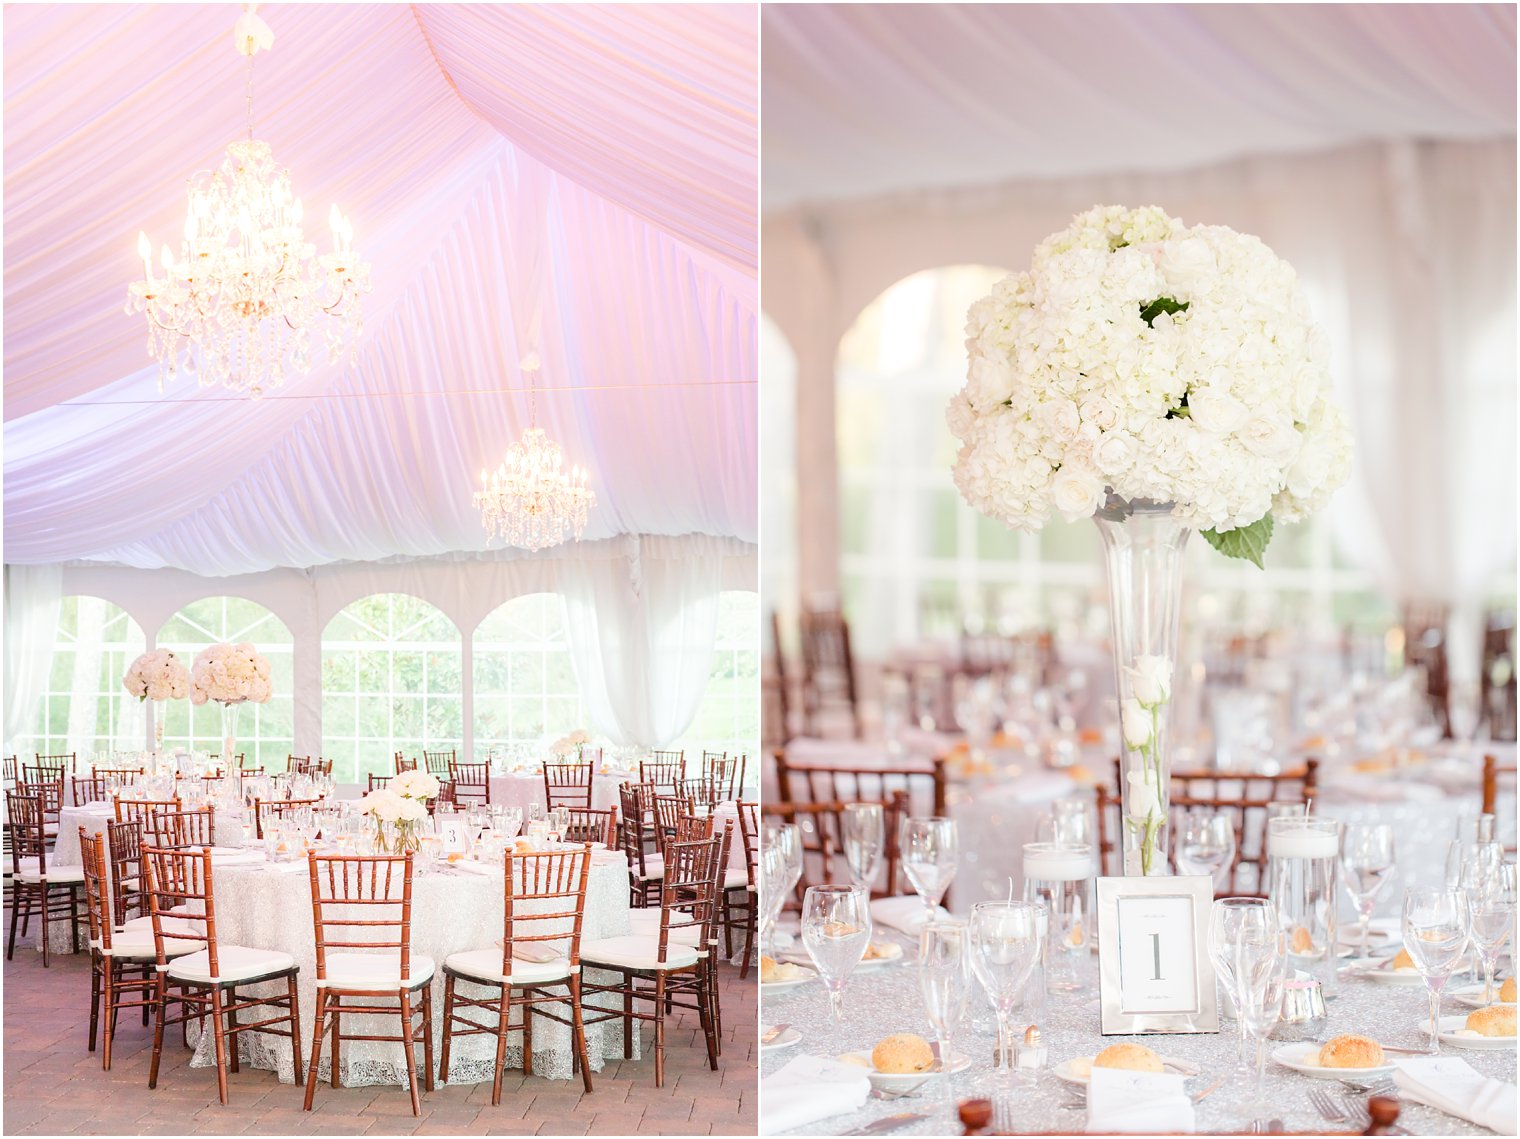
[1339,1093,1371,1129]
[1308,1086,1351,1124]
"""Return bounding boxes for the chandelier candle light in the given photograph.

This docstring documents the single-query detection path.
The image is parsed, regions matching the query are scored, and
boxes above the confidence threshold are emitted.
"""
[949,205,1352,875]
[126,6,370,396]
[475,354,596,551]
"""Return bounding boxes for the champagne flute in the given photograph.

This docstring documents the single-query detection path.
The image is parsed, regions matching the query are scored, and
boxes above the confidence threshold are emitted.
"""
[1210,897,1276,1081]
[1402,886,1469,1053]
[1232,923,1288,1119]
[1341,824,1396,951]
[1176,812,1236,882]
[901,817,958,922]
[967,900,1043,1083]
[918,920,971,1118]
[801,885,871,1026]
[841,803,885,893]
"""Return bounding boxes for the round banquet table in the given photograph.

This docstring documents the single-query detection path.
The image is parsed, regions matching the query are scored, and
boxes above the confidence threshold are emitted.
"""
[487,770,629,815]
[760,947,1518,1135]
[175,852,637,1087]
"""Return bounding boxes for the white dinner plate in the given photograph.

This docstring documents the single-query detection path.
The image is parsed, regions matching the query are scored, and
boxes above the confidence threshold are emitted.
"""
[760,965,817,991]
[1421,1014,1516,1050]
[1346,960,1427,986]
[1271,1041,1396,1079]
[839,1048,970,1092]
[1336,920,1399,951]
[856,941,905,969]
[1052,1055,1189,1086]
[1450,984,1511,1009]
[760,1025,801,1052]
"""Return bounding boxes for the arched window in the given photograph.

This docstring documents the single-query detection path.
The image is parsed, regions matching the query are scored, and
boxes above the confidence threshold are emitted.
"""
[322,594,462,781]
[157,597,294,769]
[669,589,760,765]
[20,596,145,759]
[473,593,586,754]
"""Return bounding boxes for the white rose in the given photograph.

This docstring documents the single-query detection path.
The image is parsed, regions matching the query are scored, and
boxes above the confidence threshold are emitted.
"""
[1092,431,1139,478]
[1240,415,1301,461]
[1188,386,1249,434]
[396,797,426,822]
[1160,236,1215,281]
[1285,434,1332,498]
[1126,769,1160,818]
[1121,698,1153,749]
[391,770,420,797]
[414,773,441,799]
[1038,399,1081,441]
[190,688,207,707]
[1079,397,1118,431]
[1050,464,1106,522]
[1124,655,1173,706]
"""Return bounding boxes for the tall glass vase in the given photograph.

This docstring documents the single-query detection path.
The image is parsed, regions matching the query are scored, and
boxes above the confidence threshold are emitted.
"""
[1092,496,1192,876]
[221,701,242,766]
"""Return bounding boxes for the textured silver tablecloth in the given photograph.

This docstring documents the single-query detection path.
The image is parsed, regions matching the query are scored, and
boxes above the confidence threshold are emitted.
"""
[761,950,1517,1135]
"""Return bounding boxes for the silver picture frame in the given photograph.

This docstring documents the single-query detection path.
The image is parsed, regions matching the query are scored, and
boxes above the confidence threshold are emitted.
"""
[1096,875,1219,1036]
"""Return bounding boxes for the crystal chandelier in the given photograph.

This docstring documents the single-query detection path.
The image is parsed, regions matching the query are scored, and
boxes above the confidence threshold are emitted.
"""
[474,356,597,552]
[125,7,371,397]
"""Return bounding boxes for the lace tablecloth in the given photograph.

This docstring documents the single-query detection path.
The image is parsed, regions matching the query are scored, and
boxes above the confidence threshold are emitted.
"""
[184,855,636,1087]
[760,952,1517,1135]
[51,803,244,869]
[488,771,628,814]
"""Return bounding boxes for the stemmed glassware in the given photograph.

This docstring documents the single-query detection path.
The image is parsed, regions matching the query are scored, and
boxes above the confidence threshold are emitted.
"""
[1402,886,1470,1053]
[967,900,1043,1084]
[901,817,958,922]
[801,884,872,1026]
[1175,812,1236,882]
[1341,824,1397,951]
[760,822,803,958]
[1231,918,1288,1119]
[1210,897,1276,1082]
[1460,857,1515,1003]
[841,804,885,893]
[917,920,972,1118]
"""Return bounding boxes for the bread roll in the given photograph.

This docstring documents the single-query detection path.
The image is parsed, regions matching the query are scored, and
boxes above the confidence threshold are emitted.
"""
[1465,1004,1517,1037]
[1390,947,1415,970]
[1317,1034,1384,1068]
[1501,976,1515,1003]
[871,1033,935,1074]
[1093,1042,1163,1073]
[759,955,779,982]
[1290,925,1315,955]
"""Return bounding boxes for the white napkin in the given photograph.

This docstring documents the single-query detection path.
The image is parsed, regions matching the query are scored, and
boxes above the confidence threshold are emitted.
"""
[757,1055,871,1136]
[1086,1066,1194,1134]
[1394,1056,1518,1134]
[451,859,497,876]
[869,895,950,937]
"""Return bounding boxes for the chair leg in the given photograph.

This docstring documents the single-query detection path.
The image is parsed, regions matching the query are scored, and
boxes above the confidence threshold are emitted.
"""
[69,887,80,954]
[623,982,634,1057]
[398,990,422,1116]
[329,999,341,1089]
[209,987,230,1105]
[700,972,720,1071]
[287,972,303,1083]
[226,989,241,1074]
[106,970,123,1072]
[739,905,756,979]
[490,989,509,1106]
[148,975,167,1089]
[571,975,593,1095]
[40,889,51,969]
[303,988,328,1111]
[88,961,102,1053]
[438,976,456,1083]
[653,972,667,1088]
[420,983,435,1093]
[523,997,534,1076]
[6,885,20,960]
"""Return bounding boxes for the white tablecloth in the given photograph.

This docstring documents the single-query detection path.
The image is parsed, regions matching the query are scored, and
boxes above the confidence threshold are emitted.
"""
[51,802,244,870]
[487,770,629,814]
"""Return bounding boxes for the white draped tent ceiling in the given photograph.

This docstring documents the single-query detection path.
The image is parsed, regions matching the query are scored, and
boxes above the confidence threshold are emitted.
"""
[4,3,758,576]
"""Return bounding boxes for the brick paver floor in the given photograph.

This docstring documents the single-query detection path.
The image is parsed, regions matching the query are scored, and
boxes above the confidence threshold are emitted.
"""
[2,932,757,1136]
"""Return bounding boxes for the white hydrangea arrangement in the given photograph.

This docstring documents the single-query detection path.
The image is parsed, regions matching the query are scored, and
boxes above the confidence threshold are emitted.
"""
[360,769,440,854]
[122,650,190,702]
[947,205,1353,565]
[189,642,273,705]
[549,728,592,759]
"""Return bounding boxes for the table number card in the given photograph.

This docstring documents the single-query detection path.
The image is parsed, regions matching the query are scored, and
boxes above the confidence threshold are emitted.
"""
[1097,875,1219,1035]
[438,817,470,854]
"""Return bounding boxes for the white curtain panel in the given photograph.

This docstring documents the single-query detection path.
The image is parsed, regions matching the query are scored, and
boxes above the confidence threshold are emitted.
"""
[3,564,63,746]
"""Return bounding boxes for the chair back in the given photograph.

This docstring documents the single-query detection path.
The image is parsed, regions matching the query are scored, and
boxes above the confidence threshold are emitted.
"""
[773,747,947,818]
[639,758,684,794]
[306,853,416,984]
[654,793,696,853]
[492,847,592,978]
[655,829,725,967]
[106,819,144,927]
[738,800,761,888]
[292,756,333,777]
[144,806,217,850]
[799,605,860,737]
[114,796,183,829]
[21,763,64,788]
[253,796,324,838]
[79,829,116,955]
[395,753,418,774]
[368,773,394,791]
[761,790,909,900]
[562,807,617,847]
[543,761,594,810]
[32,751,77,777]
[423,750,456,778]
[6,792,49,873]
[71,773,109,807]
[431,781,458,814]
[141,846,218,965]
[2,755,16,785]
[1482,753,1518,851]
[703,753,746,800]
[449,761,491,806]
[679,776,724,807]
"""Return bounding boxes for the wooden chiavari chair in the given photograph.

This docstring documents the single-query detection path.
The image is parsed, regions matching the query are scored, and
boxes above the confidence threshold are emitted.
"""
[3,755,17,785]
[439,847,594,1101]
[639,758,684,795]
[18,779,64,844]
[71,774,111,807]
[287,755,311,773]
[367,773,394,791]
[430,781,457,815]
[773,747,948,817]
[79,829,179,1069]
[679,776,724,808]
[1481,611,1517,741]
[1402,601,1451,736]
[141,845,302,1103]
[143,807,217,851]
[1482,753,1517,852]
[619,783,663,907]
[653,793,697,856]
[291,757,333,777]
[799,605,861,738]
[253,797,324,839]
[581,827,727,1086]
[703,753,746,801]
[32,751,78,777]
[1094,757,1320,894]
[107,819,146,929]
[449,761,491,807]
[6,791,86,966]
[761,791,910,906]
[302,852,433,1115]
[423,750,456,779]
[723,800,761,977]
[115,797,183,831]
[543,761,594,810]
[559,806,617,847]
[395,753,418,774]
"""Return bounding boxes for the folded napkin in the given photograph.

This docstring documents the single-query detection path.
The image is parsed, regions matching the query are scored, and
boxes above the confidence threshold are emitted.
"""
[1086,1066,1194,1134]
[758,1055,871,1136]
[870,895,950,937]
[1394,1056,1518,1134]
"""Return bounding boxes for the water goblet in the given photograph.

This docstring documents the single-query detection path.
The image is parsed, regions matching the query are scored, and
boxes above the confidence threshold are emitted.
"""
[1402,886,1470,1053]
[1341,824,1396,951]
[918,920,972,1118]
[841,803,884,893]
[901,817,958,922]
[1461,860,1515,1004]
[800,884,872,1027]
[967,900,1043,1084]
[1176,811,1236,883]
[760,822,803,956]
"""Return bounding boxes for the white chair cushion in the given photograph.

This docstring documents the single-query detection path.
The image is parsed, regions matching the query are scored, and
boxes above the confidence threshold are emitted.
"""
[631,854,665,882]
[119,916,155,932]
[119,875,140,891]
[444,947,575,986]
[15,860,85,883]
[580,934,700,971]
[322,951,435,992]
[627,908,703,947]
[723,868,749,890]
[94,925,200,959]
[168,945,296,984]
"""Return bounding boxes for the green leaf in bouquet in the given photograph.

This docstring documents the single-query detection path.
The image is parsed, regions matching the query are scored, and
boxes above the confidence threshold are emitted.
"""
[1202,513,1274,568]
[1139,296,1190,327]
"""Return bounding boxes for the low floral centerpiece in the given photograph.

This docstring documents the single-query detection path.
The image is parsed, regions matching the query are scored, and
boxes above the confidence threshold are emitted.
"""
[189,642,273,762]
[123,650,191,750]
[359,769,440,854]
[550,728,592,760]
[948,205,1352,875]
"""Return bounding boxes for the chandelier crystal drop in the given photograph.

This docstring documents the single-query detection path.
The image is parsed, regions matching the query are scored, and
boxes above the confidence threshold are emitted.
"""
[125,9,371,397]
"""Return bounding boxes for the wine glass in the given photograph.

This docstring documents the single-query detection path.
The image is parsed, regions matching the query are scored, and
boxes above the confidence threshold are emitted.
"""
[1232,922,1288,1119]
[1461,860,1515,1004]
[901,817,958,921]
[760,822,803,957]
[1176,812,1236,882]
[918,920,972,1118]
[800,885,871,1026]
[1341,824,1396,951]
[841,803,885,893]
[1402,887,1469,1053]
[967,900,1043,1083]
[1210,897,1276,1082]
